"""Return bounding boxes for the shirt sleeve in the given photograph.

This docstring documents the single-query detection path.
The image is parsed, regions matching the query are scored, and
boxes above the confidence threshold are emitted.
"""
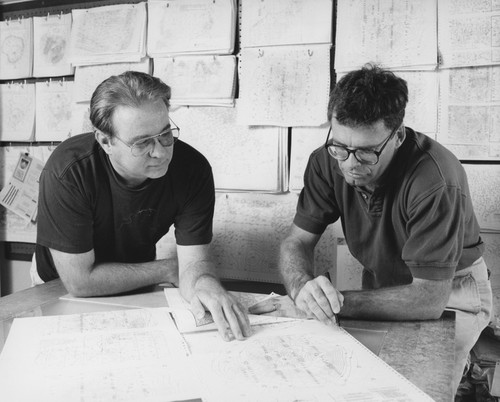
[294,153,341,234]
[174,164,215,246]
[36,169,94,253]
[403,183,465,280]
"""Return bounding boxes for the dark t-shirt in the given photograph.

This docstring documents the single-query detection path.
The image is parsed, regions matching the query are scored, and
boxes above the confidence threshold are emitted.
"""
[294,127,484,289]
[36,133,215,281]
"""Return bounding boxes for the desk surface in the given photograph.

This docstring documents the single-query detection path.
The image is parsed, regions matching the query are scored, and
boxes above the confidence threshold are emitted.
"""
[0,279,454,402]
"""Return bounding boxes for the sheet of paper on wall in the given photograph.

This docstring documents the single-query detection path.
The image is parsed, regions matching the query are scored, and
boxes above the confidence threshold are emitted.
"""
[147,0,235,56]
[164,288,296,333]
[189,319,434,402]
[35,80,74,141]
[437,67,500,160]
[0,17,33,79]
[335,0,437,72]
[170,105,285,191]
[154,55,236,106]
[438,0,500,68]
[239,0,332,48]
[33,13,74,78]
[0,152,43,223]
[0,308,200,402]
[74,58,151,103]
[155,192,341,283]
[0,82,35,141]
[69,3,147,66]
[289,126,328,192]
[393,70,438,136]
[69,102,92,137]
[238,44,330,126]
[211,192,338,282]
[462,164,500,233]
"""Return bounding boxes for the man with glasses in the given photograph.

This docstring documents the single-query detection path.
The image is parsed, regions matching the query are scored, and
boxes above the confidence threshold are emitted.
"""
[277,64,492,395]
[34,71,250,341]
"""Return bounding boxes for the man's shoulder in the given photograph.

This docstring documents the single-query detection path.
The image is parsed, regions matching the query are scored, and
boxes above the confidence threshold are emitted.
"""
[44,132,101,179]
[401,128,467,189]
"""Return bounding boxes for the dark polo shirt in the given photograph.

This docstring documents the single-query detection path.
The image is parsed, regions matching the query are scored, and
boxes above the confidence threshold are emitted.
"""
[294,127,484,289]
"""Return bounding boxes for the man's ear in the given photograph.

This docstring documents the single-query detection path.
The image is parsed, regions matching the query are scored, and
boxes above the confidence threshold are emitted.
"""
[94,129,113,154]
[394,124,406,149]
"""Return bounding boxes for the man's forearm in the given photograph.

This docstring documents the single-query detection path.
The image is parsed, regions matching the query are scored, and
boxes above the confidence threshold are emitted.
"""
[279,239,315,300]
[339,278,452,321]
[68,257,179,297]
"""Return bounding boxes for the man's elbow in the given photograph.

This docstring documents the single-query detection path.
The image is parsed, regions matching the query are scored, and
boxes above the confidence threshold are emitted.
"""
[62,277,95,298]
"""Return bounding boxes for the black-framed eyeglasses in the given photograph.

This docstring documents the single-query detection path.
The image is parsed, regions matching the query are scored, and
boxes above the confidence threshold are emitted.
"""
[324,124,401,165]
[114,118,180,157]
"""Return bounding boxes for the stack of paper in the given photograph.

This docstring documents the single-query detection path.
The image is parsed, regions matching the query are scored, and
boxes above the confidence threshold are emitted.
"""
[0,82,35,141]
[237,0,333,126]
[147,0,236,56]
[154,55,236,106]
[69,3,147,66]
[0,17,33,79]
[170,104,287,191]
[33,13,74,78]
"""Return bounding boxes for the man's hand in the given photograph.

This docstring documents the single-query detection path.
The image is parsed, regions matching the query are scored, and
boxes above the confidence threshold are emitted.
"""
[294,276,344,326]
[190,275,251,342]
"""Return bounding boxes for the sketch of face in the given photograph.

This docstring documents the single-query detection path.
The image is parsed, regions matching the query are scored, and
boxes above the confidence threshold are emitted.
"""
[2,35,24,63]
[42,35,66,64]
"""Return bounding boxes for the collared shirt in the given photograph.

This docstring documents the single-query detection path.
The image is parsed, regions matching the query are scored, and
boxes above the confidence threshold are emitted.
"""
[294,127,484,289]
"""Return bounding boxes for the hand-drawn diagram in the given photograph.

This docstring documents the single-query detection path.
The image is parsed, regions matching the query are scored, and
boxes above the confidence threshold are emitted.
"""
[193,320,433,401]
[170,105,283,191]
[0,83,35,141]
[0,18,32,79]
[147,0,234,56]
[35,81,74,141]
[238,44,330,126]
[212,334,354,388]
[438,67,500,160]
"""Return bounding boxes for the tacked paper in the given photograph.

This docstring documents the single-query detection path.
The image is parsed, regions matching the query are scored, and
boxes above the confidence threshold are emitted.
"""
[437,67,500,160]
[35,80,74,141]
[0,82,35,142]
[147,0,235,56]
[33,13,74,77]
[335,0,437,72]
[170,105,285,192]
[238,44,331,126]
[438,0,500,68]
[0,17,33,79]
[154,55,236,106]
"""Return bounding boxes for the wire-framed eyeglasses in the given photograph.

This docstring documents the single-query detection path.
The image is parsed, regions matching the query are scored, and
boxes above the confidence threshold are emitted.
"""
[324,124,401,165]
[113,119,180,157]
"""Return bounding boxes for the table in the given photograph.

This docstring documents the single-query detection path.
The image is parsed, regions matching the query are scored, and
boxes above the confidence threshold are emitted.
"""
[0,279,454,402]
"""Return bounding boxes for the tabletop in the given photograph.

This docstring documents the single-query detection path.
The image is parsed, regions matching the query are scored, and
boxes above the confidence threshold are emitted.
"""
[0,279,454,402]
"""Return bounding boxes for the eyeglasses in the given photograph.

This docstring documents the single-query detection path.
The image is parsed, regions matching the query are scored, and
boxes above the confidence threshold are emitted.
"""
[324,124,400,165]
[113,119,180,157]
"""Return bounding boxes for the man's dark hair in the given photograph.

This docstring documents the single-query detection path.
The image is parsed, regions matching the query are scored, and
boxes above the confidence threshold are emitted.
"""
[327,63,408,131]
[90,71,171,137]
